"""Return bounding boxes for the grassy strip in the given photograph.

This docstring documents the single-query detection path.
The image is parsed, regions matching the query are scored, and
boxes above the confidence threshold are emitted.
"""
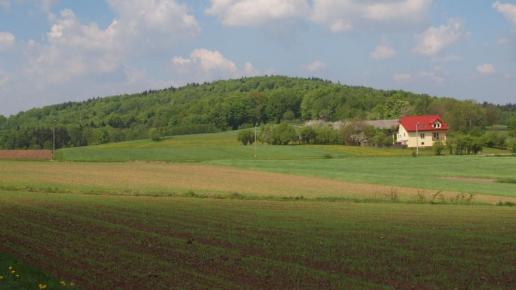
[497,178,516,184]
[0,184,500,206]
[0,253,77,289]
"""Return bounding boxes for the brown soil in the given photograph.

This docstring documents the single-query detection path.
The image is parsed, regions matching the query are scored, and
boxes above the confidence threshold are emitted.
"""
[0,161,514,204]
[0,150,52,160]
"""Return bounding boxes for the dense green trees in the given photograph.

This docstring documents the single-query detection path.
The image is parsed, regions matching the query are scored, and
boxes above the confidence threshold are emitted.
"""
[0,76,514,149]
[148,128,161,142]
[238,130,255,145]
[255,122,395,147]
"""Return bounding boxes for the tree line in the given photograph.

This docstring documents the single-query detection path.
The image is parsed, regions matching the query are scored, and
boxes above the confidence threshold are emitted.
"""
[0,76,515,149]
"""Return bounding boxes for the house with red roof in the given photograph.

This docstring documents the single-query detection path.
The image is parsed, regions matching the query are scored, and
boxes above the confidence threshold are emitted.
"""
[396,115,448,148]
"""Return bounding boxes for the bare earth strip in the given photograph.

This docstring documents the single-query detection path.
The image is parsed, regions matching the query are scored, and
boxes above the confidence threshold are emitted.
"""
[0,161,513,204]
[0,150,52,160]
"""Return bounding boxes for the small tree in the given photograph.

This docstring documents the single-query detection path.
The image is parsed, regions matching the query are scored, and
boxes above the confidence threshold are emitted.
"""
[433,141,445,155]
[238,129,255,145]
[506,138,516,153]
[282,110,295,121]
[299,126,316,144]
[149,128,161,142]
[271,123,297,145]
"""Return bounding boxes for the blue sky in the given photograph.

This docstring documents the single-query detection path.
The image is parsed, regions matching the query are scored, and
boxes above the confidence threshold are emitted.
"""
[0,0,515,116]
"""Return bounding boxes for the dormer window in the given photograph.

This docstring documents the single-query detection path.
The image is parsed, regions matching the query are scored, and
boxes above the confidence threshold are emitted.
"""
[433,121,441,129]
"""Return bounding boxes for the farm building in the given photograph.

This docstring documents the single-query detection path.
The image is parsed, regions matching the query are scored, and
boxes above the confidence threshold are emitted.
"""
[396,115,448,148]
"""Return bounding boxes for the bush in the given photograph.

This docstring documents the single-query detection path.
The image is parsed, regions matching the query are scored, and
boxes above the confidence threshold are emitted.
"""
[299,126,317,144]
[314,126,341,144]
[482,132,506,149]
[505,138,516,153]
[237,129,255,145]
[148,128,161,142]
[433,141,445,155]
[447,135,483,155]
[282,110,295,121]
[271,123,297,145]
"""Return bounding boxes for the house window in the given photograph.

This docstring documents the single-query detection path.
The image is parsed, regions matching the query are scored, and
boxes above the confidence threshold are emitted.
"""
[421,142,425,145]
[420,133,425,139]
[433,132,440,140]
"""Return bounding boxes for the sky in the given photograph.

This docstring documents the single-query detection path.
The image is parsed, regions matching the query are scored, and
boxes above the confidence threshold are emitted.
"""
[0,0,516,116]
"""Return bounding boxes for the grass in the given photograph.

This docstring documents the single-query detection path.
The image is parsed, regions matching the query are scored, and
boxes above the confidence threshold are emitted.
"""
[0,190,514,289]
[2,131,515,289]
[0,253,77,289]
[0,160,514,204]
[211,155,516,197]
[56,131,425,162]
[53,131,516,198]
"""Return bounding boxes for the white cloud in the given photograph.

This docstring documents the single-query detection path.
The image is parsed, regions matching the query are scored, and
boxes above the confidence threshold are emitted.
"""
[414,19,465,56]
[364,0,432,21]
[493,1,516,25]
[108,0,199,38]
[243,62,259,76]
[171,49,258,82]
[0,1,201,115]
[477,64,496,75]
[206,0,310,26]
[25,1,199,84]
[0,32,15,50]
[311,0,432,33]
[304,60,327,72]
[371,43,396,60]
[25,9,120,84]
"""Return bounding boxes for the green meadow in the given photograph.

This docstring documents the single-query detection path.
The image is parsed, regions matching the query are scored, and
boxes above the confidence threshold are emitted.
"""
[212,155,516,197]
[58,131,516,197]
[56,131,421,162]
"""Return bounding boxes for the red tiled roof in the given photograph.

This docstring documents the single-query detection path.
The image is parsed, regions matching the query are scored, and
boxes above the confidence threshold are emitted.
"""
[399,115,448,132]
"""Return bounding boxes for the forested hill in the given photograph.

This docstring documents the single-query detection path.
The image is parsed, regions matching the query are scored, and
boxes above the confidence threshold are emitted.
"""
[0,75,514,149]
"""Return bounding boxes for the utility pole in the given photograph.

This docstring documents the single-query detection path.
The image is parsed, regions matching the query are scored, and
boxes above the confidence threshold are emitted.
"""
[416,122,420,157]
[52,119,56,161]
[254,123,257,158]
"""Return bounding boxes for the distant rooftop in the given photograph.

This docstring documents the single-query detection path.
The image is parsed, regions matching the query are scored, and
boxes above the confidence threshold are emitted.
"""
[362,119,399,129]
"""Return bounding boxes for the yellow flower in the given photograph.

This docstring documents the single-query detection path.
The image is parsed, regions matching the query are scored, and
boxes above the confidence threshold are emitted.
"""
[70,281,75,286]
[0,275,4,280]
[15,274,20,278]
[38,283,48,289]
[10,270,15,274]
[8,266,12,270]
[60,280,67,286]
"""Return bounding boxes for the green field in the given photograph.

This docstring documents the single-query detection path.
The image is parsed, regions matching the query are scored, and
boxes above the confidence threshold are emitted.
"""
[1,131,516,289]
[212,156,516,197]
[57,131,516,197]
[56,131,425,162]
